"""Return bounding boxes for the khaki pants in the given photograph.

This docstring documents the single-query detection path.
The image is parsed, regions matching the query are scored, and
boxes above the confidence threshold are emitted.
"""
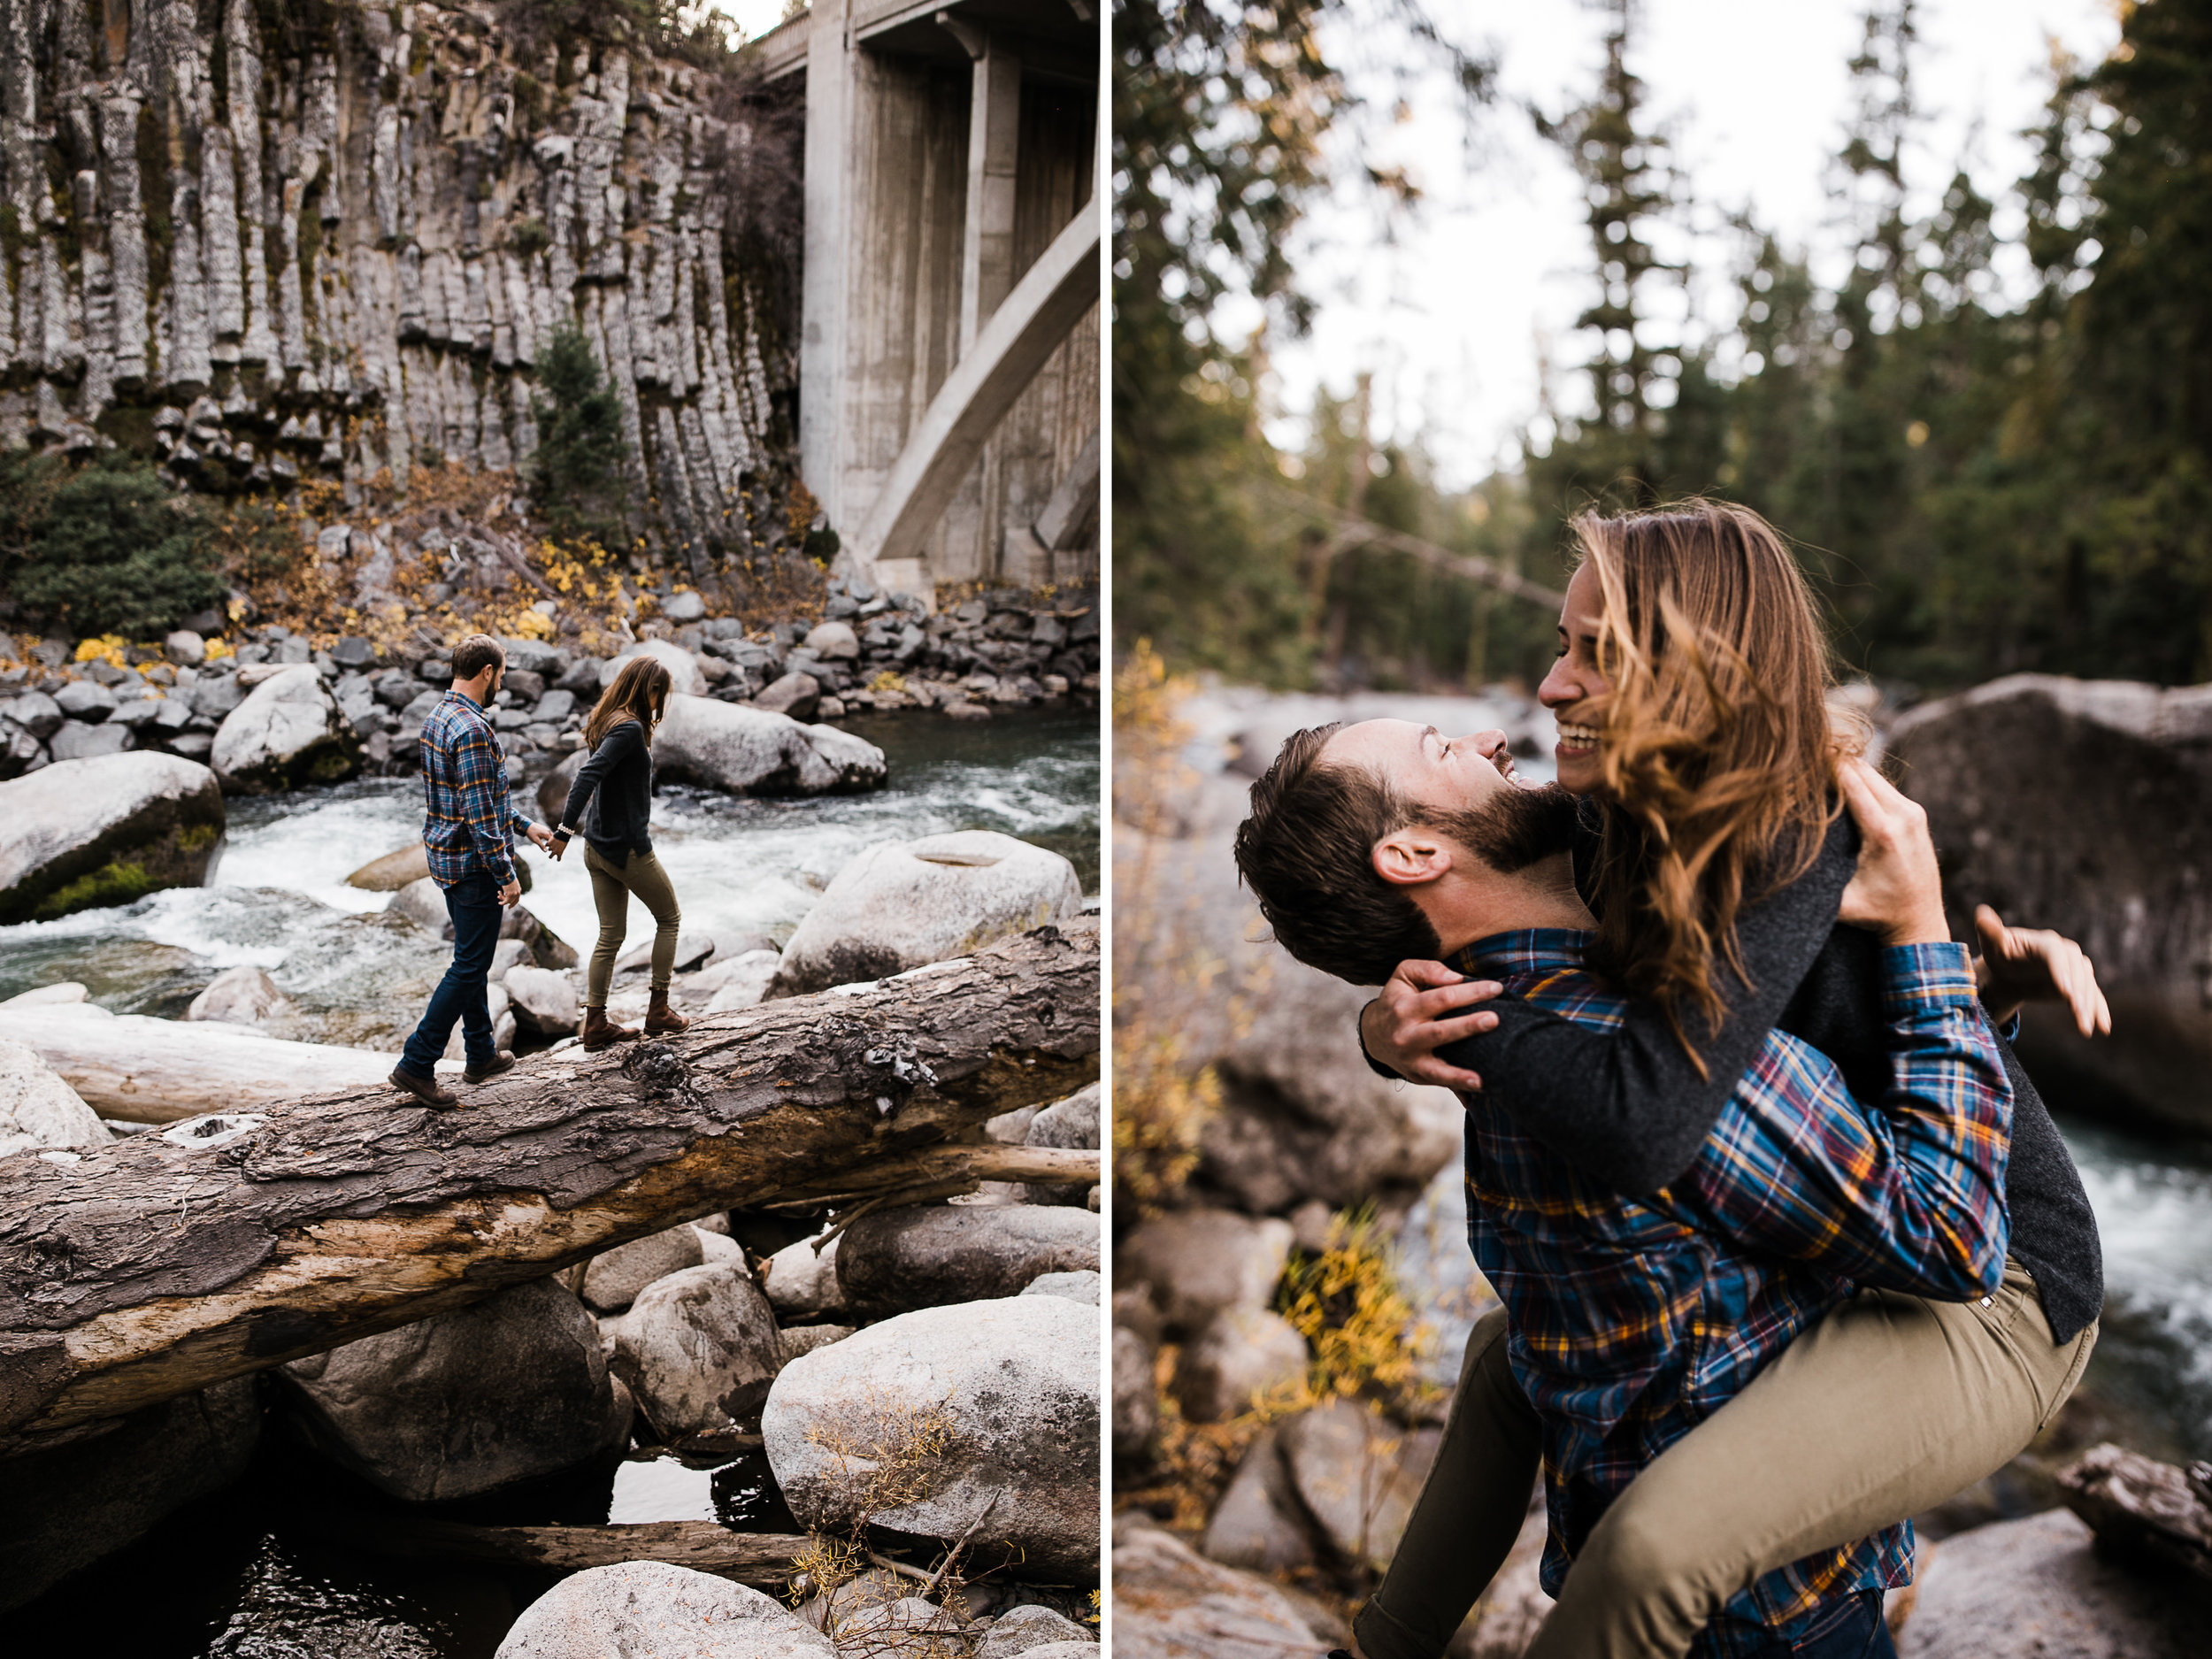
[1354,1258,2097,1659]
[583,843,682,1005]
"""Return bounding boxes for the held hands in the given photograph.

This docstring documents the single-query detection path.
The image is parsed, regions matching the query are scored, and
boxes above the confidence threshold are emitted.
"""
[546,831,570,863]
[1359,961,1506,1092]
[1975,904,2111,1036]
[526,821,557,852]
[1837,758,1950,947]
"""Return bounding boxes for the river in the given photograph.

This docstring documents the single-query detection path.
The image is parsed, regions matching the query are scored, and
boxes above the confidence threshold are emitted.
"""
[4,707,1098,1655]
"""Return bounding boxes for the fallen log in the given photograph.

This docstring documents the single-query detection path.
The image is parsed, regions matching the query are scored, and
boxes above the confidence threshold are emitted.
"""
[319,1511,814,1588]
[2059,1442,2212,1584]
[0,1003,460,1122]
[0,924,1097,1455]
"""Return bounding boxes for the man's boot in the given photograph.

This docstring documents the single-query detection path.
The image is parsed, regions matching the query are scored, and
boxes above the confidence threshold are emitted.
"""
[389,1064,458,1110]
[581,1006,639,1051]
[645,986,689,1036]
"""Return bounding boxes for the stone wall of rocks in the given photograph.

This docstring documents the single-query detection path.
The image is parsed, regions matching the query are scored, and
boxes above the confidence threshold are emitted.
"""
[0,0,788,565]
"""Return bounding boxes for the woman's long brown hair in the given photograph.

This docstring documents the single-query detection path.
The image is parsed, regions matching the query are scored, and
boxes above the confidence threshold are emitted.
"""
[582,655,673,749]
[1574,499,1863,1069]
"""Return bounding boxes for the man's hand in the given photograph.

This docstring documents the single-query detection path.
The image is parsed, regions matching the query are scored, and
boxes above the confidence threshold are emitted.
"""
[1360,961,1504,1092]
[497,879,521,909]
[1975,904,2111,1036]
[526,821,556,852]
[1837,759,1950,947]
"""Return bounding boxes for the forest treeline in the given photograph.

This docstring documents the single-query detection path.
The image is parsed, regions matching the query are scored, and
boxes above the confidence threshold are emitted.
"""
[1113,0,2212,696]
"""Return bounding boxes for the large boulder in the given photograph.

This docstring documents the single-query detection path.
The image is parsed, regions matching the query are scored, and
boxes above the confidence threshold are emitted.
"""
[345,841,431,891]
[495,1561,834,1659]
[761,1233,846,1318]
[504,964,580,1037]
[1278,1400,1441,1572]
[1889,674,2212,1133]
[1175,1308,1310,1423]
[0,752,225,925]
[0,1379,260,1611]
[977,1605,1097,1655]
[836,1203,1101,1317]
[611,1261,784,1437]
[652,694,886,797]
[598,639,706,697]
[0,1036,111,1157]
[1110,1513,1336,1658]
[1895,1507,2201,1657]
[1118,825,1463,1213]
[770,830,1081,996]
[211,664,361,793]
[277,1277,627,1502]
[1114,1209,1294,1337]
[764,1295,1099,1578]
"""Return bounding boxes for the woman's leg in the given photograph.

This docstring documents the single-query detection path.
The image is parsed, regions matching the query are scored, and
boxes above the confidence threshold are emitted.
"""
[1352,1308,1545,1659]
[1524,1259,2098,1659]
[622,852,683,988]
[583,845,629,1008]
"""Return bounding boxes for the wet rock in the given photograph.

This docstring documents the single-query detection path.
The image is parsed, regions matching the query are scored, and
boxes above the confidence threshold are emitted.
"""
[770,830,1080,996]
[761,1233,846,1318]
[0,1379,260,1612]
[1176,1308,1309,1423]
[0,752,226,926]
[505,964,580,1038]
[978,1605,1097,1656]
[1279,1401,1441,1572]
[495,1561,834,1659]
[1023,1269,1102,1304]
[279,1278,625,1502]
[599,639,705,697]
[764,1295,1099,1578]
[1201,1425,1317,1574]
[652,694,887,797]
[389,875,451,933]
[754,671,821,719]
[1110,1513,1326,1659]
[582,1223,706,1313]
[185,965,292,1026]
[611,1262,784,1438]
[836,1203,1101,1317]
[0,1035,111,1157]
[537,749,585,823]
[211,664,360,793]
[0,983,87,1008]
[1896,1508,2201,1657]
[1114,1209,1295,1337]
[346,841,431,891]
[49,719,134,762]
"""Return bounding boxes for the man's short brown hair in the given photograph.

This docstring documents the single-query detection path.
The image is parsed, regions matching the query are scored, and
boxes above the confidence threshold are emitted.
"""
[1232,724,1442,987]
[451,634,505,681]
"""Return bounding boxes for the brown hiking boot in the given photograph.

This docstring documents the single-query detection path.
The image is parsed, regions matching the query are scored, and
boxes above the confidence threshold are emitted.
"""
[389,1064,458,1110]
[581,1006,640,1051]
[464,1050,518,1084]
[645,987,690,1036]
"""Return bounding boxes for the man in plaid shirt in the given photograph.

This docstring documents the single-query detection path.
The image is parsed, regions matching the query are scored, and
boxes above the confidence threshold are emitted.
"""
[391,634,557,1108]
[1234,720,2013,1659]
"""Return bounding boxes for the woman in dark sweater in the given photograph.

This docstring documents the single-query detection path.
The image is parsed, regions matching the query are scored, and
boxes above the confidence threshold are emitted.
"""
[1342,502,2106,1659]
[549,656,690,1050]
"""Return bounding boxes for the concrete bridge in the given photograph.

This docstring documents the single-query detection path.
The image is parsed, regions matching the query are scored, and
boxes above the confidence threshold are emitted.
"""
[754,1,1100,597]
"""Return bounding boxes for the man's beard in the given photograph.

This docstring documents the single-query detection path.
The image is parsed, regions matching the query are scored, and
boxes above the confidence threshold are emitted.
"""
[1439,782,1580,872]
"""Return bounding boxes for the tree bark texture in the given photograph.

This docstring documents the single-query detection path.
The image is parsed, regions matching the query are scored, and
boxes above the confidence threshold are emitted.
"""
[0,925,1097,1456]
[2059,1442,2212,1584]
[319,1513,813,1588]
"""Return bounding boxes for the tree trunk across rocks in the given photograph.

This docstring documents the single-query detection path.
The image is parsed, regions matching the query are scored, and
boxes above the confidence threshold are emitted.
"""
[0,925,1097,1457]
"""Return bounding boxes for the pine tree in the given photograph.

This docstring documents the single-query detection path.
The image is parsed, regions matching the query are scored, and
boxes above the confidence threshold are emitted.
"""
[527,320,630,548]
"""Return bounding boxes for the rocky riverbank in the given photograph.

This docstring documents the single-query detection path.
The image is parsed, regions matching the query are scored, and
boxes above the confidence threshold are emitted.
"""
[1110,678,2207,1658]
[2,841,1104,1657]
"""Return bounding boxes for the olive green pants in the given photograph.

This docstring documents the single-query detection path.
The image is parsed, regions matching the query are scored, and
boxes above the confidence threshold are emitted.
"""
[1353,1258,2097,1659]
[583,843,682,1005]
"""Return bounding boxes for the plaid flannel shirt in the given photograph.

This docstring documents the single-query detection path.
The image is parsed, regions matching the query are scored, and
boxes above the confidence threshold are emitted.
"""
[419,690,529,889]
[1450,929,2012,1655]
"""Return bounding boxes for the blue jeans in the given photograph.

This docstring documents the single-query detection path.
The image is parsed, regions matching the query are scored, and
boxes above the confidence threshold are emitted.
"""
[399,872,502,1074]
[1714,1590,1897,1658]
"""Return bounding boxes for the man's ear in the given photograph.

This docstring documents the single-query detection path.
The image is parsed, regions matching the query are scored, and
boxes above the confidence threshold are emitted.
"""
[1373,825,1454,889]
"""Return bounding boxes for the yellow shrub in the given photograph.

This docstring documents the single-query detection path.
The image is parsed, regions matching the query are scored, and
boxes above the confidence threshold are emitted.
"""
[74,635,129,669]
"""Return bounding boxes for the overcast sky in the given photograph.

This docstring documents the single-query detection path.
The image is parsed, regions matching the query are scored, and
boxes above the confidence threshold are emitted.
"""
[1256,0,2123,488]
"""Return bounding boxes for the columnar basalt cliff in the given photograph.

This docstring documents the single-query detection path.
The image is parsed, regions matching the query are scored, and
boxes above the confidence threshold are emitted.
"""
[0,0,795,568]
